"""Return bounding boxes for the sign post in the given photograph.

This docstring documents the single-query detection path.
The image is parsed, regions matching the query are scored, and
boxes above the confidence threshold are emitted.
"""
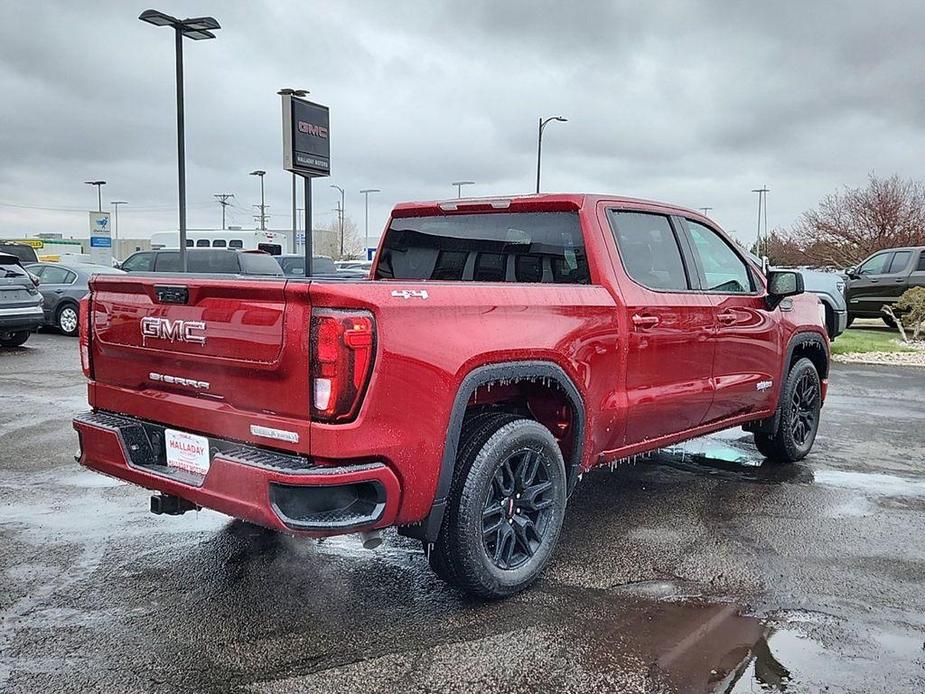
[88,211,112,266]
[281,94,330,277]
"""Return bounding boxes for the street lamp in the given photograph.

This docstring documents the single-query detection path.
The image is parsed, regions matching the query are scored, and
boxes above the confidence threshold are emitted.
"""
[250,170,267,230]
[278,88,310,249]
[752,186,770,258]
[84,181,106,212]
[359,188,381,258]
[451,181,475,198]
[111,201,127,256]
[536,116,567,194]
[139,9,221,271]
[699,207,713,216]
[330,184,345,257]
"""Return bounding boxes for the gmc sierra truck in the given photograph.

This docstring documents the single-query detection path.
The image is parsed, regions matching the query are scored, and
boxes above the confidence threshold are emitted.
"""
[74,194,829,598]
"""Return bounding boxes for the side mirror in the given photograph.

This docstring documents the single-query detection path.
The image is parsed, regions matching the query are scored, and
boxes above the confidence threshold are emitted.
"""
[766,270,804,310]
[844,267,860,279]
[761,255,770,275]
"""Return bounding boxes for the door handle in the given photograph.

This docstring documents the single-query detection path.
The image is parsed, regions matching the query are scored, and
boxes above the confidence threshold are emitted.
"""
[54,289,64,294]
[631,313,660,329]
[717,310,737,325]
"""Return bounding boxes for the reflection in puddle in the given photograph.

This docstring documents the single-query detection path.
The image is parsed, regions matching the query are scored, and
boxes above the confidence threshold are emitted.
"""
[814,469,925,497]
[657,438,815,485]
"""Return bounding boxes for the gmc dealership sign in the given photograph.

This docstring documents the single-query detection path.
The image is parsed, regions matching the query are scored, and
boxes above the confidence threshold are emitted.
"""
[282,95,330,178]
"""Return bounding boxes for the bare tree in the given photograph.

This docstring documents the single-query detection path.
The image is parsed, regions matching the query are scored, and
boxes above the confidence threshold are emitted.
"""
[791,173,925,266]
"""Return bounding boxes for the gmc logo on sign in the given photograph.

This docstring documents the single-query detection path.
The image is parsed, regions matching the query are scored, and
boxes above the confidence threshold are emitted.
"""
[297,121,328,138]
[140,317,206,345]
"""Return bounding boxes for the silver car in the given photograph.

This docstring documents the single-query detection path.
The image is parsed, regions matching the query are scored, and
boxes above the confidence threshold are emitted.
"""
[25,262,125,336]
[0,253,43,347]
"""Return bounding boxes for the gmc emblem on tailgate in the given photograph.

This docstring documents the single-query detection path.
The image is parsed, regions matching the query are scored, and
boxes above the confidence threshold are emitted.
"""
[140,317,206,345]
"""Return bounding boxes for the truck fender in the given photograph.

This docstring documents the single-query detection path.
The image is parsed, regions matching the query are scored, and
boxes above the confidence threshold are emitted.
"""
[402,360,586,543]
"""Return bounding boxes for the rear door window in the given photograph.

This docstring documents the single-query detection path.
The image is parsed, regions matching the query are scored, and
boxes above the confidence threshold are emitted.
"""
[607,211,690,291]
[41,266,75,284]
[187,251,240,273]
[917,252,925,272]
[888,250,911,274]
[238,253,283,275]
[375,211,589,284]
[154,252,179,272]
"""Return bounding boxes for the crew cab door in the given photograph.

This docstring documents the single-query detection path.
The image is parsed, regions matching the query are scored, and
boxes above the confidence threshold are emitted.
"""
[847,250,907,315]
[605,209,715,446]
[679,218,780,422]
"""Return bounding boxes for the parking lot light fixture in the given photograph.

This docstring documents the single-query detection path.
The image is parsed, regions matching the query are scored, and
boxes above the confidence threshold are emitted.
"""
[139,9,221,272]
[250,170,267,230]
[451,181,475,198]
[110,201,127,248]
[536,116,567,194]
[84,181,106,211]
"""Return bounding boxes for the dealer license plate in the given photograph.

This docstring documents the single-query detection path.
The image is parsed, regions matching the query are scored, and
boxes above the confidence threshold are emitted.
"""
[164,428,211,475]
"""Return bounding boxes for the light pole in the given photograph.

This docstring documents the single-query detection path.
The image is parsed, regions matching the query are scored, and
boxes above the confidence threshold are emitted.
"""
[250,170,267,230]
[536,116,567,194]
[699,207,713,216]
[451,181,475,198]
[110,201,127,257]
[139,9,220,272]
[359,188,380,258]
[84,181,106,211]
[752,186,770,257]
[330,184,345,257]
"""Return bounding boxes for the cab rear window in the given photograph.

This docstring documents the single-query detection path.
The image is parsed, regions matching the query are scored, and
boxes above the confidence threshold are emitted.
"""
[375,212,589,284]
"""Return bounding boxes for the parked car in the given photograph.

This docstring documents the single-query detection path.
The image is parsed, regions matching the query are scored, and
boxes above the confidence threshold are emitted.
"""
[276,254,339,277]
[25,262,125,336]
[120,248,283,276]
[74,194,829,598]
[0,252,43,347]
[844,246,925,326]
[0,241,39,265]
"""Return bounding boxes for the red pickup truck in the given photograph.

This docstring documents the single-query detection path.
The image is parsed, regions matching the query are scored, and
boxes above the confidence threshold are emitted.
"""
[74,194,829,598]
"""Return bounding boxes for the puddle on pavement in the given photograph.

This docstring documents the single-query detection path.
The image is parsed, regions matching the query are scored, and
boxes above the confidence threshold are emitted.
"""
[655,438,815,485]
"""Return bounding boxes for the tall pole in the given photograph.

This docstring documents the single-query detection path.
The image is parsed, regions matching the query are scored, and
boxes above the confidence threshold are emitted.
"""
[260,175,266,231]
[291,173,297,250]
[536,116,567,194]
[752,186,770,257]
[303,177,313,277]
[360,189,380,260]
[111,201,127,256]
[330,184,345,257]
[175,26,187,271]
[97,187,102,212]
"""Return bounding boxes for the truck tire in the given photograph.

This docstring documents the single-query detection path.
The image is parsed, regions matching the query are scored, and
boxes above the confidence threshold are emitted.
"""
[430,414,567,598]
[0,331,30,348]
[754,358,821,464]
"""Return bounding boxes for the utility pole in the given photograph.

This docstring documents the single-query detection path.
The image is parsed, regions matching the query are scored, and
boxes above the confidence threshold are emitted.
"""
[214,193,234,229]
[752,186,770,257]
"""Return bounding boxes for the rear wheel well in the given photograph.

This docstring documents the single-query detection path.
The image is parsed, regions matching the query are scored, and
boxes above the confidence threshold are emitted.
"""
[463,376,578,474]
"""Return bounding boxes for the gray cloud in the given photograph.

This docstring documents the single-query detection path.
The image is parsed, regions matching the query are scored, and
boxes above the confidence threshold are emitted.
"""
[1,0,924,246]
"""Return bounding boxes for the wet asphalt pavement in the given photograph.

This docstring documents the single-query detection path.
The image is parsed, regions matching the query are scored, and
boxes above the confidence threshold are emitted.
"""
[1,332,924,693]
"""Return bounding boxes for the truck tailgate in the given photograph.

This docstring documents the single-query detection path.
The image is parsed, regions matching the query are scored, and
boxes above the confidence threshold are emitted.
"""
[87,275,312,448]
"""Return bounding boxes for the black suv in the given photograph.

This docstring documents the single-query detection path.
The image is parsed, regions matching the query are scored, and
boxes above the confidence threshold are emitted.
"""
[120,248,283,276]
[0,252,44,347]
[845,246,925,326]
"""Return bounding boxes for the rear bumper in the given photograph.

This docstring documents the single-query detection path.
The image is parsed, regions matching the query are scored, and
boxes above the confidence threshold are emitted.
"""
[73,411,401,536]
[0,306,44,332]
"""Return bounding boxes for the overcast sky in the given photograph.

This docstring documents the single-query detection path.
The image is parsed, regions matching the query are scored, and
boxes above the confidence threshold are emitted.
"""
[2,1,924,247]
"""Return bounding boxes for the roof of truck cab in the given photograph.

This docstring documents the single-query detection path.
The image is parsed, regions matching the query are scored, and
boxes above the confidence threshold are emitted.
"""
[390,193,715,224]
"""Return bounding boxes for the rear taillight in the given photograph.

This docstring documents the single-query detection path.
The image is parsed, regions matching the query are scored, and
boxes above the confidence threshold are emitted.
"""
[310,310,375,422]
[79,296,92,378]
